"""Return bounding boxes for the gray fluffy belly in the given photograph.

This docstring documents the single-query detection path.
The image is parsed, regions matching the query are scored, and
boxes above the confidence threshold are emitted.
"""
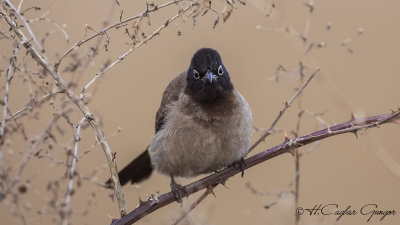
[149,113,251,177]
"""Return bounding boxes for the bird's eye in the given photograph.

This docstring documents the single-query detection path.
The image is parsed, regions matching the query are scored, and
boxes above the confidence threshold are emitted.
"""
[217,65,224,76]
[193,69,200,79]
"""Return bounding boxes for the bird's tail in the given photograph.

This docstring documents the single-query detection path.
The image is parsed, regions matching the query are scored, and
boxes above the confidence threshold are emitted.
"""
[106,147,153,188]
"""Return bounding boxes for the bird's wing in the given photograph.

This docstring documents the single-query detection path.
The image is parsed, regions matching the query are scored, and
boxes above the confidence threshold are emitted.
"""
[155,70,187,132]
[111,71,187,186]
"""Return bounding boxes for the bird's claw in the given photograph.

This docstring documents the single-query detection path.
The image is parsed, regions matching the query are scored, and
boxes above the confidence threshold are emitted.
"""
[170,176,187,205]
[229,157,246,177]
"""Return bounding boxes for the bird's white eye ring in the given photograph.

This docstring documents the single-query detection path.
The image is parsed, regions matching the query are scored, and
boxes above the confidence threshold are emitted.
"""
[217,65,224,76]
[193,69,200,79]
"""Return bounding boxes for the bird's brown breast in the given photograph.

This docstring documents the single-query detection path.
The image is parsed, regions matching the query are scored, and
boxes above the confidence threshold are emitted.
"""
[149,90,252,177]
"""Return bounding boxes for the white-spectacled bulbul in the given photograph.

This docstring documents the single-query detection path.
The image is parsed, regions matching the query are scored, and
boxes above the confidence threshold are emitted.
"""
[110,48,253,203]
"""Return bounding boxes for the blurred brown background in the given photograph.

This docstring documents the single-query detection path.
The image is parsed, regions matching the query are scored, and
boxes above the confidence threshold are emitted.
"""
[1,0,400,224]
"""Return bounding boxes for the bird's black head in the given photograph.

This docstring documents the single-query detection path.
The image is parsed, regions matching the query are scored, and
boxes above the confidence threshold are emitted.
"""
[186,48,233,104]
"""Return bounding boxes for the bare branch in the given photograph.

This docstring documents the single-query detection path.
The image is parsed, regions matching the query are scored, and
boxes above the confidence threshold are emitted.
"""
[69,0,118,85]
[54,0,184,71]
[0,6,127,216]
[1,89,64,124]
[4,0,47,57]
[27,14,70,44]
[61,116,87,225]
[110,110,400,225]
[1,111,62,200]
[247,68,320,154]
[0,41,21,138]
[80,2,195,98]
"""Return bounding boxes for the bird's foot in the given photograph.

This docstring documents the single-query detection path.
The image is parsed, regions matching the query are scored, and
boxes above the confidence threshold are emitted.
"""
[229,157,246,177]
[170,176,187,205]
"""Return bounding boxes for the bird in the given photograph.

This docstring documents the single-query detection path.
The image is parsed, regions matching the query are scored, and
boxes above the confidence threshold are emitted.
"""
[113,48,253,203]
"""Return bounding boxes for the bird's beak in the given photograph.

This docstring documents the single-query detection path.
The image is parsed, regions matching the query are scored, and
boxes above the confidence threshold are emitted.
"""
[205,71,216,84]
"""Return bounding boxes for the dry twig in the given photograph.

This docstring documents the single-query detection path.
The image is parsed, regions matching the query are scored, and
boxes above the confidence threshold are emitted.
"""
[3,0,46,56]
[54,0,184,71]
[0,41,21,138]
[247,68,320,154]
[0,6,127,216]
[61,116,87,225]
[80,1,196,98]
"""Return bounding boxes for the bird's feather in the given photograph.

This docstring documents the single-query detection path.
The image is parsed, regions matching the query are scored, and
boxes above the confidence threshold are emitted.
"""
[117,148,153,185]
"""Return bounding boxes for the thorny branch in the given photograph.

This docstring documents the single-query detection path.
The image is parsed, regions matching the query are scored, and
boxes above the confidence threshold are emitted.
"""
[111,109,400,225]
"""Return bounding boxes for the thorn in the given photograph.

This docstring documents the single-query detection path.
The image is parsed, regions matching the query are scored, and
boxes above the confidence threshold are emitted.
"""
[284,131,290,142]
[207,186,216,197]
[327,127,332,134]
[289,148,298,161]
[220,181,229,190]
[138,196,145,206]
[352,130,358,139]
[351,112,357,121]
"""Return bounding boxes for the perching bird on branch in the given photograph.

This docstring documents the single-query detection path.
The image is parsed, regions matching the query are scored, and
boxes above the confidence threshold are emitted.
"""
[110,48,253,203]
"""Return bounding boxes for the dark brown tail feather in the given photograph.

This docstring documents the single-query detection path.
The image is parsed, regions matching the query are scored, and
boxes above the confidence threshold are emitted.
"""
[105,148,153,188]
